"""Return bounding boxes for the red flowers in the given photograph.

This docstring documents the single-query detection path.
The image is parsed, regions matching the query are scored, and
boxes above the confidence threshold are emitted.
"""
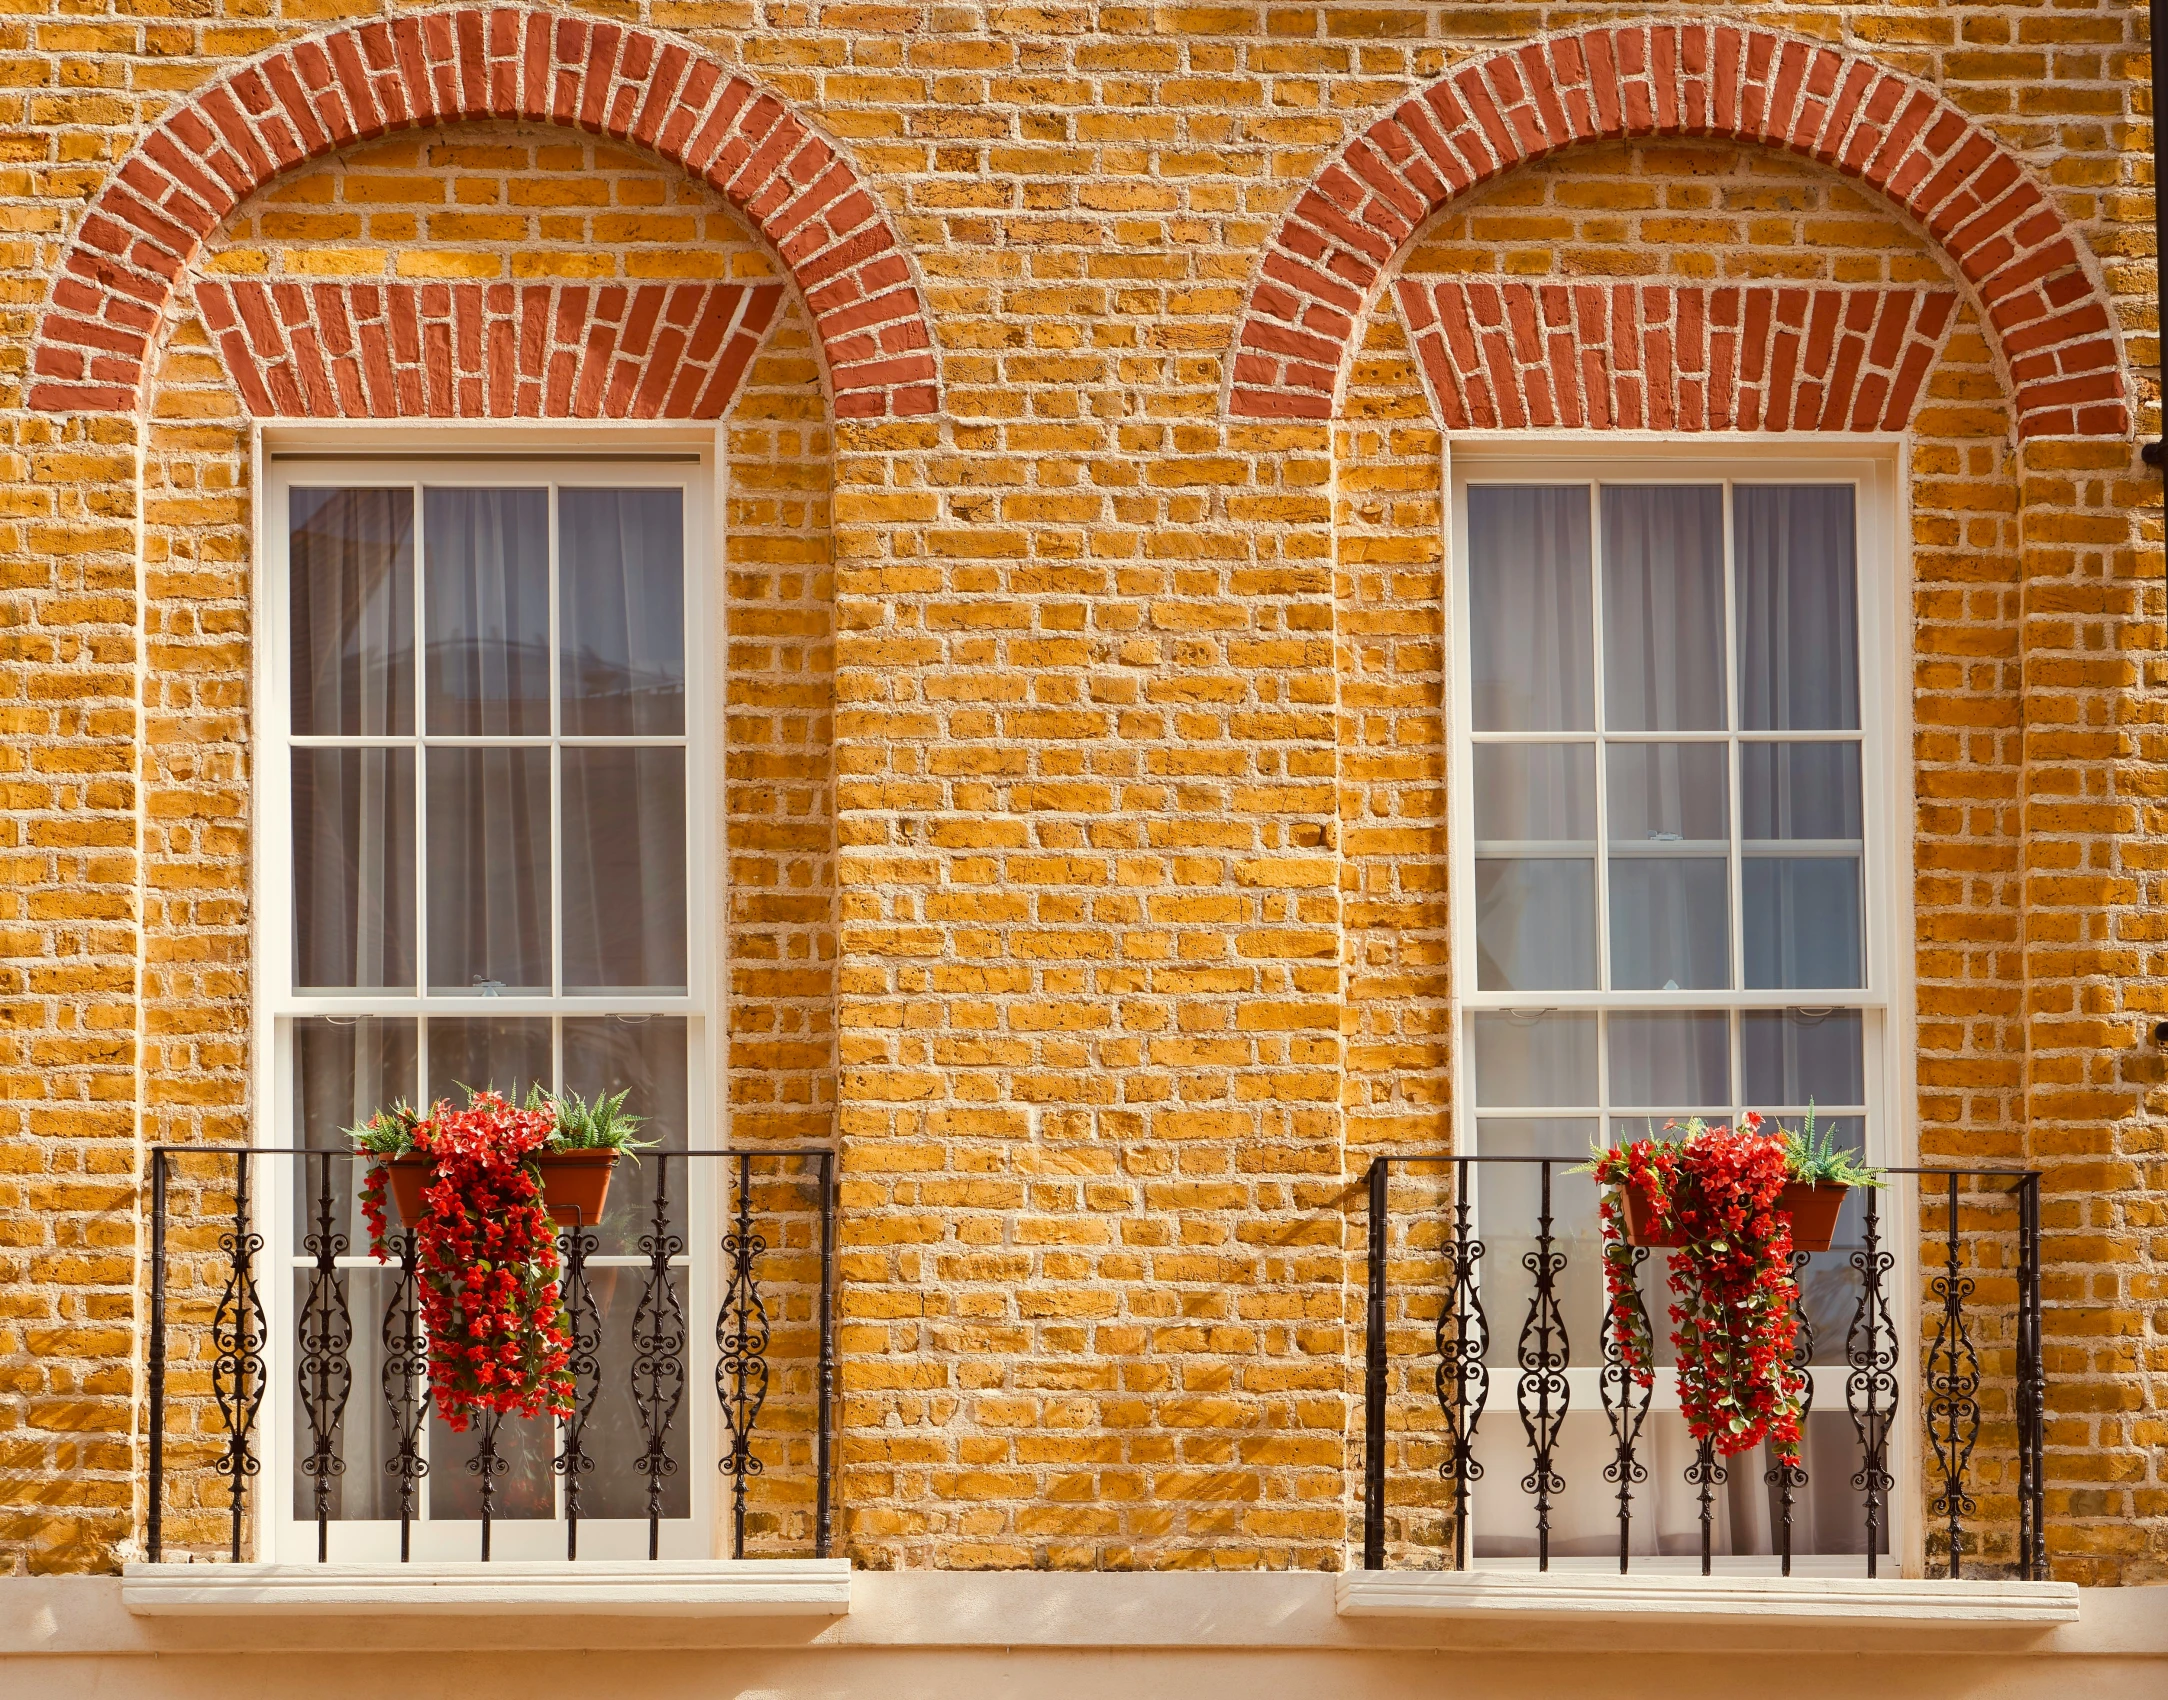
[1589,1114,1807,1465]
[361,1091,575,1433]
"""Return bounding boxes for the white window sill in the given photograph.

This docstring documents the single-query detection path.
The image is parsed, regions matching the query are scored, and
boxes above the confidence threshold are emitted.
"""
[1336,1568,2081,1626]
[119,1559,851,1617]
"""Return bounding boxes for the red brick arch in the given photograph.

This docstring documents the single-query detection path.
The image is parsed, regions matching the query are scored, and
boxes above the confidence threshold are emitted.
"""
[1230,21,2128,440]
[27,5,937,420]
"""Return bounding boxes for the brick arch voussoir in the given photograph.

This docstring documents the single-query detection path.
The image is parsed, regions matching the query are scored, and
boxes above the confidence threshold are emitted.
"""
[27,5,938,421]
[1230,20,2127,440]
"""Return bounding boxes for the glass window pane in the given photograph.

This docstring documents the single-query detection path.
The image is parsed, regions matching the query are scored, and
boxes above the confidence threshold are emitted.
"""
[560,488,685,736]
[1601,485,1725,731]
[1470,1012,1596,1108]
[1472,743,1594,843]
[1606,743,1728,843]
[1467,485,1593,731]
[1743,858,1862,990]
[290,487,413,737]
[1741,743,1861,841]
[430,1410,555,1521]
[425,1017,552,1107]
[564,1016,689,1257]
[292,1264,404,1521]
[424,487,551,736]
[292,748,416,991]
[1473,1119,1604,1370]
[1744,1009,1865,1107]
[426,747,551,994]
[292,1016,417,1241]
[1610,857,1729,991]
[1608,1011,1729,1108]
[1476,859,1597,991]
[1736,486,1858,731]
[562,748,688,994]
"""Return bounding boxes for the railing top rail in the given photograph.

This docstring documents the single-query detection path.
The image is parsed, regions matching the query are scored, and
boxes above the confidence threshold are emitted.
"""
[148,1145,839,1160]
[1363,1153,2038,1179]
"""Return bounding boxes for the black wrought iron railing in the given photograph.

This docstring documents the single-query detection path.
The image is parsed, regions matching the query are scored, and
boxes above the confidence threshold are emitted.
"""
[1360,1158,2046,1580]
[146,1146,836,1566]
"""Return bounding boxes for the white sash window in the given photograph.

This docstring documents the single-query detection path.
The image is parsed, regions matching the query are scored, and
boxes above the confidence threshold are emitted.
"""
[259,443,716,1562]
[1448,444,1907,1570]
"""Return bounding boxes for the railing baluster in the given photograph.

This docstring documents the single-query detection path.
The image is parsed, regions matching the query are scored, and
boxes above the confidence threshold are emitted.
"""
[382,1227,429,1563]
[555,1215,602,1560]
[717,1151,771,1560]
[1435,1169,1488,1571]
[1598,1242,1651,1573]
[1686,1436,1724,1576]
[1846,1182,1899,1577]
[1516,1161,1569,1572]
[298,1150,353,1563]
[1363,1158,1388,1570]
[471,1413,505,1561]
[212,1152,266,1564]
[1926,1172,1981,1577]
[2019,1174,2047,1579]
[816,1151,837,1560]
[1765,1246,1812,1577]
[634,1152,688,1562]
[147,1150,167,1564]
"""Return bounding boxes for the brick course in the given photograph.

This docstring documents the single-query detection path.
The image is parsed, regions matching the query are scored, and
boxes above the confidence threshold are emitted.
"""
[0,3,2160,1584]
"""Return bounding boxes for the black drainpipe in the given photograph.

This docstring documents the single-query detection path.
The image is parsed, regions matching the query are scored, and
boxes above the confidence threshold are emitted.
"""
[2150,0,2167,467]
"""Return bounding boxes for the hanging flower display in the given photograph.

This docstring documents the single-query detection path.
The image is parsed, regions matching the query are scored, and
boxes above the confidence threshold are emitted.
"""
[351,1086,644,1433]
[1585,1113,1872,1466]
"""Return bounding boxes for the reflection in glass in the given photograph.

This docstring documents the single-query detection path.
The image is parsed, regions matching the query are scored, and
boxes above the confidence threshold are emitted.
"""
[423,488,550,736]
[292,1016,418,1240]
[560,489,685,736]
[426,747,551,994]
[1467,486,1593,732]
[1607,743,1728,843]
[1473,1119,1604,1372]
[1602,485,1725,732]
[1610,858,1729,991]
[429,1408,555,1522]
[290,487,413,737]
[1473,743,1595,842]
[426,1018,551,1108]
[1744,1009,1865,1107]
[293,749,416,990]
[562,748,687,993]
[1475,859,1597,991]
[1743,858,1861,990]
[563,1016,689,1257]
[1608,1011,1729,1108]
[1736,485,1858,731]
[1469,1012,1596,1108]
[1741,743,1861,841]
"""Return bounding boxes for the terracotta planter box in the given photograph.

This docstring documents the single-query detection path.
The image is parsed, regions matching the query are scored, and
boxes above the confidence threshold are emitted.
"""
[1777,1181,1848,1254]
[1620,1186,1686,1249]
[1618,1180,1850,1253]
[386,1150,618,1231]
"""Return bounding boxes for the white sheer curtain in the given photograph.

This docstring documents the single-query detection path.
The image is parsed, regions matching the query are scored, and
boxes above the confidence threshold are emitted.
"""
[290,489,416,990]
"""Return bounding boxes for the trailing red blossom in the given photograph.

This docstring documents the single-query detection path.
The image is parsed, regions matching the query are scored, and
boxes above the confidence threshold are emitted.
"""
[360,1091,575,1432]
[1589,1114,1807,1465]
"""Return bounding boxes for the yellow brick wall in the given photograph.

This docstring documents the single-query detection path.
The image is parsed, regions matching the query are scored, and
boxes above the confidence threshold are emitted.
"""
[0,4,2159,1581]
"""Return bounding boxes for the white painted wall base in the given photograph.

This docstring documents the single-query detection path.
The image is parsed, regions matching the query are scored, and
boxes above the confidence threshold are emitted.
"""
[5,1572,2164,1700]
[1336,1568,2081,1624]
[118,1558,851,1616]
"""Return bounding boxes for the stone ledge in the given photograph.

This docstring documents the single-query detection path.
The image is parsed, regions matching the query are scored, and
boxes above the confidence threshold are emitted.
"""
[1336,1569,2082,1626]
[119,1559,851,1617]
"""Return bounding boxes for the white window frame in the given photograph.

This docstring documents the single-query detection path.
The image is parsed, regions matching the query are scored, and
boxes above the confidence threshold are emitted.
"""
[251,423,728,1563]
[1442,433,1923,1576]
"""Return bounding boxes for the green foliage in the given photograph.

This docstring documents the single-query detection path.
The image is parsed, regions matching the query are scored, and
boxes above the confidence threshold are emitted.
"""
[1780,1104,1883,1188]
[348,1103,421,1159]
[544,1086,649,1153]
